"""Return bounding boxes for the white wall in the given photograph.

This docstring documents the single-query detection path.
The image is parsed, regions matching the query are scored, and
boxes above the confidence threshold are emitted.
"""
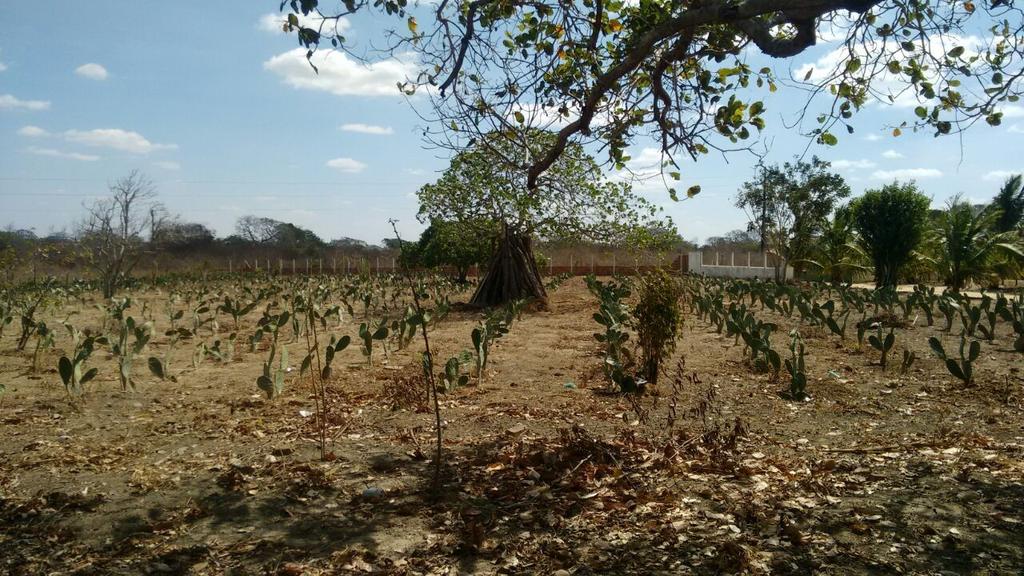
[687,251,793,280]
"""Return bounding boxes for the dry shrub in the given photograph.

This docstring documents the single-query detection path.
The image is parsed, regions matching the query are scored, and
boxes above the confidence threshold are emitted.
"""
[382,373,429,412]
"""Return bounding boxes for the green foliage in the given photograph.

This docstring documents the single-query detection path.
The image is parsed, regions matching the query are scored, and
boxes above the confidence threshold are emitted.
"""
[106,297,153,392]
[544,272,572,291]
[867,323,896,370]
[900,348,917,374]
[784,330,808,401]
[928,335,980,385]
[851,182,931,288]
[632,269,684,389]
[813,300,850,341]
[803,204,869,284]
[441,356,470,392]
[470,298,525,384]
[255,310,290,399]
[218,295,259,329]
[301,334,351,381]
[991,175,1024,234]
[31,321,56,373]
[111,316,152,392]
[358,319,390,367]
[997,296,1024,353]
[587,275,638,392]
[410,219,495,282]
[58,323,106,396]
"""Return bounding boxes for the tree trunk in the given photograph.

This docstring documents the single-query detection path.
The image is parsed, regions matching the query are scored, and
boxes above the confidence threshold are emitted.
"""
[469,227,548,308]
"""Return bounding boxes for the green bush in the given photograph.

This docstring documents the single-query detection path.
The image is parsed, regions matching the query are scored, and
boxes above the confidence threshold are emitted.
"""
[632,269,684,390]
[850,182,931,288]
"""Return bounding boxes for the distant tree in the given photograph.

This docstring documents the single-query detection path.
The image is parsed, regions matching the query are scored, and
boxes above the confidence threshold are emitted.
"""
[413,219,497,282]
[235,216,281,244]
[275,222,325,257]
[330,237,370,249]
[152,221,215,253]
[78,170,157,298]
[702,229,761,252]
[850,182,931,288]
[935,195,1024,290]
[736,157,850,281]
[380,238,410,251]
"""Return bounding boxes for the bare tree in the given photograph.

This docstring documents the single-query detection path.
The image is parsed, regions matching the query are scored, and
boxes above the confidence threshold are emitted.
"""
[235,215,281,244]
[79,170,157,298]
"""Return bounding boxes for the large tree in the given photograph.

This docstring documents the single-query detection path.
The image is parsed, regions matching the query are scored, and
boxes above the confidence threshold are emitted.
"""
[736,157,850,281]
[281,1,1023,188]
[418,130,672,306]
[850,181,930,288]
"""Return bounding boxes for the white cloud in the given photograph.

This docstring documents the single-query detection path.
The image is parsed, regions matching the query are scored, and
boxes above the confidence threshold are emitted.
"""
[608,147,679,193]
[264,48,417,97]
[64,128,176,154]
[881,149,904,159]
[75,63,108,80]
[27,146,99,162]
[863,133,883,142]
[17,125,49,137]
[871,168,943,180]
[1008,124,1024,134]
[506,101,613,131]
[0,94,51,111]
[154,160,181,171]
[999,105,1024,119]
[0,62,6,72]
[257,13,350,35]
[983,170,1019,182]
[340,123,394,135]
[325,157,366,173]
[831,159,876,170]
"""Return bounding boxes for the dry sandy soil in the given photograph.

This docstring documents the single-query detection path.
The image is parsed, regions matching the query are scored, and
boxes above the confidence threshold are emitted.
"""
[1,278,1023,575]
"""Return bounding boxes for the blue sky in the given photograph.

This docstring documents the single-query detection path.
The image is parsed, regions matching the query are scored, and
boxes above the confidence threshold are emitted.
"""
[1,2,1021,245]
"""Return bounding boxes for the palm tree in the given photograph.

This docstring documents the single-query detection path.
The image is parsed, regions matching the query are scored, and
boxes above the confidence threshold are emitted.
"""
[989,176,1024,285]
[992,175,1024,233]
[802,205,870,284]
[935,195,1024,290]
